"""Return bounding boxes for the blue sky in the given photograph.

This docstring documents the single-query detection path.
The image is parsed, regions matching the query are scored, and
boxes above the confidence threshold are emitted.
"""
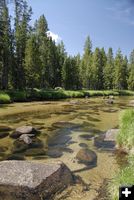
[13,0,134,57]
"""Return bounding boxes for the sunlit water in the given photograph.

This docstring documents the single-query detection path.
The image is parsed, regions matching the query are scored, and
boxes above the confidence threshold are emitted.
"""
[0,96,133,200]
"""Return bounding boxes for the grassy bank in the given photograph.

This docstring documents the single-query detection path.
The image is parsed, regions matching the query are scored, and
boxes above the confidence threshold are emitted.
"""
[109,156,134,200]
[0,89,134,104]
[117,109,134,151]
[109,109,134,200]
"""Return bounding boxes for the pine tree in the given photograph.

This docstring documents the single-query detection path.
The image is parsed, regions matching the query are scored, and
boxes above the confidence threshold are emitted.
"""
[0,0,11,89]
[114,49,127,90]
[35,15,49,88]
[13,0,32,89]
[62,56,80,90]
[104,48,114,89]
[128,50,134,90]
[24,34,41,88]
[91,48,103,90]
[56,41,67,87]
[80,36,92,88]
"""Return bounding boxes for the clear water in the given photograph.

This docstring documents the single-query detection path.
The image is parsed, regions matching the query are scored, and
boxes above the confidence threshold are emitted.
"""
[0,96,133,199]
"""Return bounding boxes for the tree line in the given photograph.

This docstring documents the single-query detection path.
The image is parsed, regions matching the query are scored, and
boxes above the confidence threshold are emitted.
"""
[0,0,134,91]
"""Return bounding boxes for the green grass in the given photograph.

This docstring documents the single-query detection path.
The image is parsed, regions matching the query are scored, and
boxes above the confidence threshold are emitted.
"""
[109,109,134,200]
[109,156,134,200]
[0,89,134,103]
[0,93,11,104]
[117,109,134,150]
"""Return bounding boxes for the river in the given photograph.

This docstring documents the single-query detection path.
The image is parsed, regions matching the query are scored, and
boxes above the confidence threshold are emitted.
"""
[0,96,133,200]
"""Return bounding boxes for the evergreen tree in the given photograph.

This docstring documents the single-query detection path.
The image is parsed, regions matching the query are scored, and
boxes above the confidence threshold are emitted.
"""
[62,56,80,90]
[0,0,11,89]
[104,48,114,89]
[56,41,67,87]
[35,15,49,88]
[24,34,41,88]
[80,36,92,88]
[91,48,103,90]
[128,50,134,90]
[13,0,32,89]
[114,49,127,89]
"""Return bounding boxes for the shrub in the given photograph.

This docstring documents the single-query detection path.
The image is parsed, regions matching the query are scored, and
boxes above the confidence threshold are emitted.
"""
[0,93,11,104]
[8,91,27,102]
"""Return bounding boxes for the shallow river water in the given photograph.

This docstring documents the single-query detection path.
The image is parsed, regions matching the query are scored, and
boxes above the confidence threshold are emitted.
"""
[0,96,133,200]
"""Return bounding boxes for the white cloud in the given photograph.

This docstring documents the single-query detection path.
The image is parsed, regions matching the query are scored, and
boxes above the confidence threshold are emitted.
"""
[47,31,62,43]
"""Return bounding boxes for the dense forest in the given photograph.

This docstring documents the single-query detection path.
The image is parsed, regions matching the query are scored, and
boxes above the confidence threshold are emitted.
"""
[0,0,134,91]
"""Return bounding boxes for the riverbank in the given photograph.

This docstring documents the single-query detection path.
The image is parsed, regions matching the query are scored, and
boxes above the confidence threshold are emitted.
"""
[109,109,134,200]
[0,89,134,104]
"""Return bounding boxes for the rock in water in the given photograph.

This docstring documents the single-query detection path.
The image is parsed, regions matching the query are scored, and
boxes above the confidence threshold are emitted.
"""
[94,129,119,150]
[0,126,12,132]
[76,149,97,166]
[0,161,73,200]
[10,126,38,139]
[104,129,119,141]
[19,134,34,144]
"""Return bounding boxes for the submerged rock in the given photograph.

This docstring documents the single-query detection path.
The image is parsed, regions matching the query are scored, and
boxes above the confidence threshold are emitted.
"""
[5,154,25,161]
[79,134,94,140]
[94,129,119,150]
[10,126,38,139]
[19,134,34,144]
[47,149,63,158]
[0,132,9,139]
[12,140,28,153]
[0,125,12,132]
[25,148,46,156]
[76,149,97,166]
[12,138,44,153]
[0,161,73,200]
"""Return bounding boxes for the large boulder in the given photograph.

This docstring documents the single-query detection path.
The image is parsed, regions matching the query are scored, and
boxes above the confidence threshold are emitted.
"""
[10,126,38,139]
[0,161,73,200]
[76,149,97,166]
